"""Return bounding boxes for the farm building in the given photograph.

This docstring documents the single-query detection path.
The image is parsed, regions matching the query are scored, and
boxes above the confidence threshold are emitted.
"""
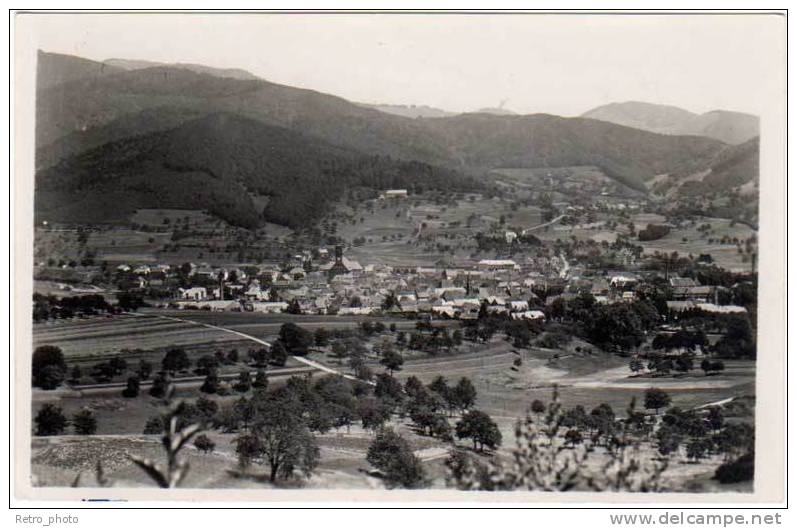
[511,310,546,321]
[178,286,207,301]
[477,259,520,271]
[380,189,408,199]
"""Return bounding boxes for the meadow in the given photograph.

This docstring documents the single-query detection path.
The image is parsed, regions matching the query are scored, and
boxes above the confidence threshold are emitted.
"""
[31,312,755,490]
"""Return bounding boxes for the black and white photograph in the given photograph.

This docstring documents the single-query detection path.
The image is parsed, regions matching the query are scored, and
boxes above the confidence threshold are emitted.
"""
[10,9,787,505]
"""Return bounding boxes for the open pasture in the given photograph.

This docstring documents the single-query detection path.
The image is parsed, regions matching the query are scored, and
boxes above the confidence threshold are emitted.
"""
[336,190,549,266]
[396,338,755,440]
[633,216,756,272]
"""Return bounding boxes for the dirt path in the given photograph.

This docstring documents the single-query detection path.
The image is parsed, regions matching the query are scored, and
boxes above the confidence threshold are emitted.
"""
[128,313,366,384]
[521,214,565,235]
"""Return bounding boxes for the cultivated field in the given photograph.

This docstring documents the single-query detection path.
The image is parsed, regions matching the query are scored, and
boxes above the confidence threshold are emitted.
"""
[31,312,755,491]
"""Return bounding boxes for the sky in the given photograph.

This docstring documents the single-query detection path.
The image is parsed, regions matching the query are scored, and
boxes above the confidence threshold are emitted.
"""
[18,12,785,116]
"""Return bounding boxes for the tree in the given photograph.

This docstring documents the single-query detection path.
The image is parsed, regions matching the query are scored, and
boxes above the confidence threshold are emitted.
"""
[531,399,546,414]
[162,348,190,375]
[200,370,220,394]
[35,404,68,436]
[242,391,320,482]
[715,452,754,483]
[456,410,502,452]
[109,357,127,375]
[589,403,617,441]
[656,425,681,457]
[564,428,583,447]
[366,428,426,489]
[374,373,404,407]
[233,397,256,431]
[249,347,270,368]
[285,299,302,315]
[143,416,165,435]
[452,329,463,346]
[428,376,451,411]
[269,341,289,366]
[450,377,478,412]
[233,371,252,393]
[72,409,98,435]
[314,327,330,347]
[644,388,671,415]
[195,354,220,376]
[138,359,153,380]
[233,433,263,468]
[447,390,667,492]
[194,434,216,454]
[227,349,239,364]
[381,292,400,311]
[380,349,404,375]
[252,369,269,390]
[38,365,67,391]
[701,359,725,376]
[149,372,170,398]
[278,323,313,356]
[686,438,709,462]
[330,340,348,363]
[674,355,693,374]
[122,375,140,398]
[707,406,724,433]
[404,376,425,398]
[32,346,67,389]
[358,397,392,431]
[196,396,219,424]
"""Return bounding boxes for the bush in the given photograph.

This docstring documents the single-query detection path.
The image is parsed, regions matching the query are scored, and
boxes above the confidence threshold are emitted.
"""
[72,409,98,435]
[32,346,67,389]
[143,416,164,434]
[122,376,140,398]
[35,404,67,436]
[194,434,216,454]
[233,371,251,393]
[638,224,671,242]
[149,372,170,398]
[715,453,754,484]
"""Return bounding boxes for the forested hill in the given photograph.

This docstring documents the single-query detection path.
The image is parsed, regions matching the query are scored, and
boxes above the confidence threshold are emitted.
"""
[422,113,727,192]
[36,52,753,229]
[38,52,729,188]
[35,113,479,229]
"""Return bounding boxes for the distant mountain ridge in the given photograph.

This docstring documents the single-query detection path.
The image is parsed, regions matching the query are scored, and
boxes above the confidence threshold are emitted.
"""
[582,101,759,145]
[36,51,123,91]
[34,51,758,229]
[359,103,456,118]
[471,107,517,116]
[104,58,260,81]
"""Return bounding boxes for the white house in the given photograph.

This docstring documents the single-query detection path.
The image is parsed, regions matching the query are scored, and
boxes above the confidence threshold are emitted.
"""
[380,189,408,199]
[250,301,289,314]
[511,310,546,321]
[477,259,520,271]
[178,287,207,301]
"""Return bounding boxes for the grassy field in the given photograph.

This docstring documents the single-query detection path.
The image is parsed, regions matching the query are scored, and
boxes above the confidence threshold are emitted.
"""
[30,313,755,491]
[32,311,423,358]
[395,339,755,426]
[337,191,547,266]
[633,216,756,272]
